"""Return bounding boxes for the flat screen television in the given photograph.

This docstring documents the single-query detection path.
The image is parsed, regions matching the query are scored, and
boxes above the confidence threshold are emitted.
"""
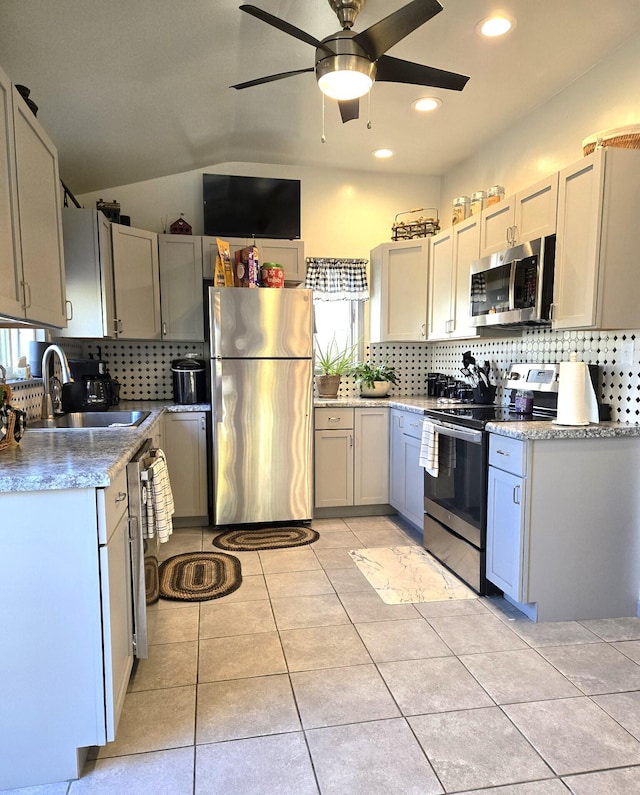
[203,174,301,239]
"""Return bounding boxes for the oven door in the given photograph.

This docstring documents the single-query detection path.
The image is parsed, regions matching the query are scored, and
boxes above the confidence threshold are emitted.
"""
[423,421,486,549]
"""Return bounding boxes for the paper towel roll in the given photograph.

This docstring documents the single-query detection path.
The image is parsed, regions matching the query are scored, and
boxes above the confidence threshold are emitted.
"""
[556,358,599,426]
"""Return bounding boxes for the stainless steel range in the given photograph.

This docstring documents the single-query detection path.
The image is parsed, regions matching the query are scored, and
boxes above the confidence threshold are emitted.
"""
[422,363,562,594]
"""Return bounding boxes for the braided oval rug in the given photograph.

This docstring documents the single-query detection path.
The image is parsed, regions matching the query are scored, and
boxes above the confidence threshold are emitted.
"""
[159,551,242,601]
[212,525,319,552]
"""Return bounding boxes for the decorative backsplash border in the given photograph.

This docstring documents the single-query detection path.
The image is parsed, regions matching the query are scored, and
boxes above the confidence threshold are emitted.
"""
[8,327,640,422]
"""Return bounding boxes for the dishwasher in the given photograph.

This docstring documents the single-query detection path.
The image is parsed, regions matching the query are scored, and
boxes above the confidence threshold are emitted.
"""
[126,438,160,658]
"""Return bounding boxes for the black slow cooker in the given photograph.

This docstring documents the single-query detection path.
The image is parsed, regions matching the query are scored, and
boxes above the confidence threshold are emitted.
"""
[171,357,207,404]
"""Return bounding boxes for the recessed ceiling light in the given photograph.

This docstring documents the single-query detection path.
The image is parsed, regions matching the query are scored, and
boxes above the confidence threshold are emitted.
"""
[477,14,515,37]
[373,148,394,159]
[411,97,442,113]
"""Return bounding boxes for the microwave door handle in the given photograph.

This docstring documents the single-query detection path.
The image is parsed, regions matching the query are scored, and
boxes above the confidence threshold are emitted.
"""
[508,259,519,310]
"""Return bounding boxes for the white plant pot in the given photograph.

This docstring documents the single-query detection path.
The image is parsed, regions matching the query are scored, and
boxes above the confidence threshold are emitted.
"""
[359,381,391,398]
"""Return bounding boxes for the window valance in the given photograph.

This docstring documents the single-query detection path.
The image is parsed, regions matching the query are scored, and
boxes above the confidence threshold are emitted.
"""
[304,258,369,301]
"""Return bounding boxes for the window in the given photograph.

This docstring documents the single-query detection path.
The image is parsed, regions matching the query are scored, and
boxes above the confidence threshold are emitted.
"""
[313,298,363,370]
[0,328,39,378]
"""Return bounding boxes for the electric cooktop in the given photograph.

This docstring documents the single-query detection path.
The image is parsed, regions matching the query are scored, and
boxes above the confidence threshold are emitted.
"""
[424,404,555,430]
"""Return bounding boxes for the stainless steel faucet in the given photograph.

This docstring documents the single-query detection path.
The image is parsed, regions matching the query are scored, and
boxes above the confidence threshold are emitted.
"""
[40,344,73,419]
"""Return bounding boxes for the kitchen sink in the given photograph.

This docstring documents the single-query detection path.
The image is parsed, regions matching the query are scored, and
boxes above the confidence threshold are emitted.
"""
[28,410,151,430]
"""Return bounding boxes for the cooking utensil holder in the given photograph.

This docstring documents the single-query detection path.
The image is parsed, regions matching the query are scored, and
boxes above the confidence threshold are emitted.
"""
[473,383,496,405]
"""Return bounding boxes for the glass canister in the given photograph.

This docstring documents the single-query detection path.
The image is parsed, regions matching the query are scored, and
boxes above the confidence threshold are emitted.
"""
[469,190,487,216]
[452,196,470,225]
[486,185,505,206]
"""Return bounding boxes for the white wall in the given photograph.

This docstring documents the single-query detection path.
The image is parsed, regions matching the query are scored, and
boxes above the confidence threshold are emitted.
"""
[440,31,640,211]
[77,163,440,260]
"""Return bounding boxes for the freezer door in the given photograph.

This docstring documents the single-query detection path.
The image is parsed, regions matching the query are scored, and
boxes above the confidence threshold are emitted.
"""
[212,358,313,525]
[209,287,313,359]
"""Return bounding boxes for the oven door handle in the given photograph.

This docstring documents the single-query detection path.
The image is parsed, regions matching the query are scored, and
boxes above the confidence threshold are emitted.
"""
[428,420,483,445]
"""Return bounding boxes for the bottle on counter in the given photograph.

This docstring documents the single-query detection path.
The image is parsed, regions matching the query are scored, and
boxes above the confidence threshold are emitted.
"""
[514,389,534,414]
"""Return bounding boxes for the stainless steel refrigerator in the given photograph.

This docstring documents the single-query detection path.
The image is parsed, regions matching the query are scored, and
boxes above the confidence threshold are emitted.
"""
[208,287,313,526]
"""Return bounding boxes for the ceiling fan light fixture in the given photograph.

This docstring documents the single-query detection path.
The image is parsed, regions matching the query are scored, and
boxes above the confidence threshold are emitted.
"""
[477,14,515,37]
[411,96,442,113]
[316,53,376,100]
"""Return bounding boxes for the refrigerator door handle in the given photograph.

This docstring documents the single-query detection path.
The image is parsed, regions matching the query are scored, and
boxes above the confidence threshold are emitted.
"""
[214,359,223,422]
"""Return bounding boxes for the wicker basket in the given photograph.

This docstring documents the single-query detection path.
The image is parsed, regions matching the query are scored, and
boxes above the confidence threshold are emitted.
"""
[582,125,640,156]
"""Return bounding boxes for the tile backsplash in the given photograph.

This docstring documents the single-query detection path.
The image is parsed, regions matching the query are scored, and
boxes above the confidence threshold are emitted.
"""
[8,327,640,423]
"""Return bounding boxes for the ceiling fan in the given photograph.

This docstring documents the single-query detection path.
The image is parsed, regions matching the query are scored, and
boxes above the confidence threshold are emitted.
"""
[231,0,469,123]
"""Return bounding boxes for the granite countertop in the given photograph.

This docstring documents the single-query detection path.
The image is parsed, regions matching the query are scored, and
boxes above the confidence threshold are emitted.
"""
[314,396,640,439]
[0,401,211,494]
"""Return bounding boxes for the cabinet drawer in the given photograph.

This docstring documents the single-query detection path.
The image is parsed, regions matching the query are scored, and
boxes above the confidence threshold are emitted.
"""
[314,407,354,430]
[489,434,526,476]
[97,466,129,544]
[402,413,424,440]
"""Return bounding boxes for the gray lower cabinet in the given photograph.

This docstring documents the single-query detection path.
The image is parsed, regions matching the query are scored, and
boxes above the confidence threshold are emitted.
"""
[163,411,208,522]
[389,407,424,530]
[486,432,640,622]
[0,470,134,790]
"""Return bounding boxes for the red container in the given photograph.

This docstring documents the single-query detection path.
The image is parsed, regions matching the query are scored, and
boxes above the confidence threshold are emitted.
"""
[260,263,285,288]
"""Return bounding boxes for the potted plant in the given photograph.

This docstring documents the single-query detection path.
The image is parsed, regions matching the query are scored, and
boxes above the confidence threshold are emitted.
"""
[350,360,399,398]
[314,337,359,399]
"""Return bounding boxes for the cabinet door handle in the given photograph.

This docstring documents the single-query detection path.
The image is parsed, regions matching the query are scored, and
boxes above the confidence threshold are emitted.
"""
[327,416,341,422]
[115,491,127,504]
[162,321,167,336]
[65,300,73,321]
[350,433,353,447]
[496,449,511,457]
[21,281,32,309]
[513,484,521,505]
[549,302,556,320]
[421,322,426,338]
[201,416,206,430]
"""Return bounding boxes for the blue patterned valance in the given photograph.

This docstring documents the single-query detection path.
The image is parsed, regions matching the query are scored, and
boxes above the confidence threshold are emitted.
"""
[304,258,369,301]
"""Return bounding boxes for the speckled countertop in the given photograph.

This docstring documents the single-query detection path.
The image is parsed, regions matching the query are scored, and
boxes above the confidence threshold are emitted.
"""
[0,401,211,493]
[314,396,640,440]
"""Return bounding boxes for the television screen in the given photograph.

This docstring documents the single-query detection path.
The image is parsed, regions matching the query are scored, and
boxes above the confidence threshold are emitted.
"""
[203,174,301,239]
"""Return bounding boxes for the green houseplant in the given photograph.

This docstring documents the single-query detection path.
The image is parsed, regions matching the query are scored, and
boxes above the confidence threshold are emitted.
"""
[314,337,359,399]
[350,360,399,398]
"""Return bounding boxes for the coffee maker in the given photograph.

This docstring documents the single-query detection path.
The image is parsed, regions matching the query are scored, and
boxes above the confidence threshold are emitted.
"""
[65,358,120,411]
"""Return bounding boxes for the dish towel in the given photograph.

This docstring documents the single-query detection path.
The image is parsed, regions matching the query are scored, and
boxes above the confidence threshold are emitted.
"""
[144,449,174,543]
[419,420,439,477]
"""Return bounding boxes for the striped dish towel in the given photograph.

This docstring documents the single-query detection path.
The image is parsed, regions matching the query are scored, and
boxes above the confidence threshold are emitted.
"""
[144,449,174,543]
[419,420,439,477]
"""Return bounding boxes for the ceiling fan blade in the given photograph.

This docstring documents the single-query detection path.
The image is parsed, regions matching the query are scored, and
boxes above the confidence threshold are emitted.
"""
[239,5,335,56]
[353,0,443,60]
[231,67,314,90]
[376,54,469,91]
[338,98,360,123]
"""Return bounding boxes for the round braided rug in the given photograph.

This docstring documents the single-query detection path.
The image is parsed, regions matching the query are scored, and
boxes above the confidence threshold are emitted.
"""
[212,525,319,552]
[159,552,242,601]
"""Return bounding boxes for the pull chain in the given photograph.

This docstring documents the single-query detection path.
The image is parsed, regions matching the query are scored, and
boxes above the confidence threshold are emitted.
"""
[321,94,326,143]
[367,90,372,130]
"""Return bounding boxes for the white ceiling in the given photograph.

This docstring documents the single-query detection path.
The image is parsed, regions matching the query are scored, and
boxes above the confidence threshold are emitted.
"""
[1,0,639,195]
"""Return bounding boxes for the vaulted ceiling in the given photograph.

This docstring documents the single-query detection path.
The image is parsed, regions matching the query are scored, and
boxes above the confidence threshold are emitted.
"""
[1,0,639,194]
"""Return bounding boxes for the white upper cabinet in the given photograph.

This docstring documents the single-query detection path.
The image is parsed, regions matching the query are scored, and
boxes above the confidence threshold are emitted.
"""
[552,147,640,330]
[428,215,481,340]
[0,65,66,327]
[369,238,429,342]
[202,236,305,283]
[0,66,22,319]
[158,234,204,341]
[479,173,558,256]
[58,209,116,338]
[111,224,161,339]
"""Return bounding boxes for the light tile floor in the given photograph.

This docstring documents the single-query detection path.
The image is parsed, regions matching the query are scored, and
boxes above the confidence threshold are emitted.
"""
[9,515,640,795]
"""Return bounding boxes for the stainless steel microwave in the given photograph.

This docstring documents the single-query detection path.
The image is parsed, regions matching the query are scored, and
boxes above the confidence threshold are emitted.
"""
[469,235,556,327]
